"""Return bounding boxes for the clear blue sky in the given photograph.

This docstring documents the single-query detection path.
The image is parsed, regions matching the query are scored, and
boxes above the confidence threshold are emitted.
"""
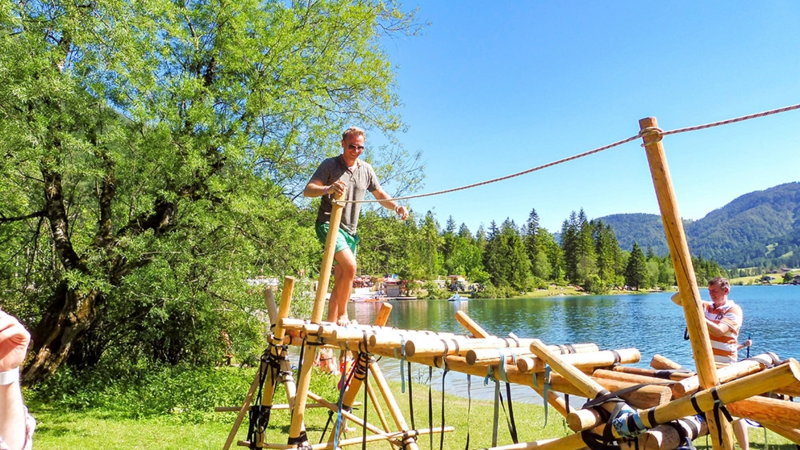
[371,1,800,233]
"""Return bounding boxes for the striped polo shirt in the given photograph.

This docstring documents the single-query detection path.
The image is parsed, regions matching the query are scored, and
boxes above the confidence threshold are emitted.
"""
[703,300,743,364]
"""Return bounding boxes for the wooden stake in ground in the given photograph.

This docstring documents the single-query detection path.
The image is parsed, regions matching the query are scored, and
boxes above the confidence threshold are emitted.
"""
[640,116,733,450]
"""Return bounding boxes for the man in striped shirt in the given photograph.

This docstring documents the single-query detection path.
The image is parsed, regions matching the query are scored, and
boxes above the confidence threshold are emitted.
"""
[673,277,751,450]
[703,277,743,365]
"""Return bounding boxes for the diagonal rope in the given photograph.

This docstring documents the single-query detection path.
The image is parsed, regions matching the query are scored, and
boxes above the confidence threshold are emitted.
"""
[335,102,800,205]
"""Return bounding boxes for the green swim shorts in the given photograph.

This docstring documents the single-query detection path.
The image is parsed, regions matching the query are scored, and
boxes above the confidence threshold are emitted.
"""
[315,223,360,256]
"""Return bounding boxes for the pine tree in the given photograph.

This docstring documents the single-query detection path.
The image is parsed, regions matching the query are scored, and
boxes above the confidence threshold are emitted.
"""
[625,243,649,290]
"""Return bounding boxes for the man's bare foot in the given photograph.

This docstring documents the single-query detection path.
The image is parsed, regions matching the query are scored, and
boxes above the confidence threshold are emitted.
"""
[337,315,350,327]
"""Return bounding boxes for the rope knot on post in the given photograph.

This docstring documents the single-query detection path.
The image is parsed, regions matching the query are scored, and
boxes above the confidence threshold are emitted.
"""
[639,126,664,146]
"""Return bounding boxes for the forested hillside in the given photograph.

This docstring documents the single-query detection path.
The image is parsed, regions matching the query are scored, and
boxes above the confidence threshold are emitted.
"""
[598,182,800,268]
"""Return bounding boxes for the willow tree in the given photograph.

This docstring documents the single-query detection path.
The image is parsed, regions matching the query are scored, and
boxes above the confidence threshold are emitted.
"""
[0,0,422,384]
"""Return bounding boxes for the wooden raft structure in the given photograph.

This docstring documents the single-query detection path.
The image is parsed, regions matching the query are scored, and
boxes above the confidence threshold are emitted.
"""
[218,118,800,450]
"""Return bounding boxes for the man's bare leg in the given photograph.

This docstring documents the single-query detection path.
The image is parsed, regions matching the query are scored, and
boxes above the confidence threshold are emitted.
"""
[733,419,749,450]
[327,248,357,326]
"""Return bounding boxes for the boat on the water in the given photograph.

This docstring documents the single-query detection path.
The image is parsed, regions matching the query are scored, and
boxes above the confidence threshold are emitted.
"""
[448,293,466,301]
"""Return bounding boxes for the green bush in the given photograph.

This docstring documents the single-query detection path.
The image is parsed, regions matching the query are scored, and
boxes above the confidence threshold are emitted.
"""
[471,282,516,298]
[28,359,342,423]
[421,281,448,299]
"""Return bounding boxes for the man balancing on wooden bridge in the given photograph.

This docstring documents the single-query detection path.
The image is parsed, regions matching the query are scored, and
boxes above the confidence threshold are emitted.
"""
[304,126,409,373]
[672,276,753,450]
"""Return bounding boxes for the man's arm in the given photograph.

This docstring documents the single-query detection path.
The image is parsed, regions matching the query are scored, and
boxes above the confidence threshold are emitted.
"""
[671,293,730,336]
[372,187,408,220]
[304,178,347,198]
[0,310,31,450]
[704,319,731,337]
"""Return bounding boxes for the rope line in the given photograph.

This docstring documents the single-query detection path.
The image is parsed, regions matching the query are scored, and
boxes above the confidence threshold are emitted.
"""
[334,102,800,205]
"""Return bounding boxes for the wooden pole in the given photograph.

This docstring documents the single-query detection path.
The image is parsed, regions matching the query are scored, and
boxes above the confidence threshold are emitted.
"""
[649,355,686,371]
[516,349,640,373]
[672,353,774,398]
[610,366,693,381]
[288,190,346,446]
[640,116,733,450]
[726,396,800,430]
[468,343,599,366]
[455,310,495,338]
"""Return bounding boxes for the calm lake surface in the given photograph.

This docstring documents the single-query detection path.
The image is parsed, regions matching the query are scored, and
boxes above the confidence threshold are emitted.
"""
[345,285,800,404]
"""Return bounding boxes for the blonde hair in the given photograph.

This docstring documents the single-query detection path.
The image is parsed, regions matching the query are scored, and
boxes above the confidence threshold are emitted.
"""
[342,127,365,140]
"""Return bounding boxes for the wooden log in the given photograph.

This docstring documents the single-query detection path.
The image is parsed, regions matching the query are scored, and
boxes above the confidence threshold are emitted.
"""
[469,343,599,366]
[238,427,454,450]
[216,402,360,412]
[529,339,611,399]
[453,311,571,419]
[672,353,775,398]
[776,381,800,397]
[455,310,496,338]
[649,354,686,371]
[483,433,587,450]
[726,395,800,430]
[611,365,693,381]
[518,349,641,373]
[306,391,386,436]
[334,327,458,343]
[365,380,392,434]
[571,359,800,434]
[591,369,675,391]
[369,353,421,450]
[406,336,557,358]
[634,416,708,450]
[330,303,393,444]
[641,115,732,450]
[367,330,466,349]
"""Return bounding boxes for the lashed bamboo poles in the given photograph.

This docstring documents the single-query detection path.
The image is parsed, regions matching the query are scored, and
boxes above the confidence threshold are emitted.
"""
[567,359,800,433]
[223,280,296,450]
[611,366,693,381]
[468,343,599,366]
[453,311,572,420]
[640,116,733,450]
[671,353,776,397]
[280,320,666,408]
[288,189,346,446]
[328,303,393,445]
[516,349,640,373]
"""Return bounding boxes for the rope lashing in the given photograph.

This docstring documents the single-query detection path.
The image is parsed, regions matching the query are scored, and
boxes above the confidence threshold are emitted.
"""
[394,334,407,393]
[532,365,552,426]
[332,101,800,207]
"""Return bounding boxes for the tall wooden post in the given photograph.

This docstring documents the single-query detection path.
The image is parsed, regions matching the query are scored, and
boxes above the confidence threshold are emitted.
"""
[639,117,733,450]
[288,190,347,446]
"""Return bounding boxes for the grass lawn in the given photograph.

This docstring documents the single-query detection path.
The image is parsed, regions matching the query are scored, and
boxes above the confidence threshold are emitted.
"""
[29,373,797,450]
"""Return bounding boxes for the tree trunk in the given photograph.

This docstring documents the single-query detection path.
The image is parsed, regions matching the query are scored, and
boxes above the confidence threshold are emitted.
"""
[22,281,102,386]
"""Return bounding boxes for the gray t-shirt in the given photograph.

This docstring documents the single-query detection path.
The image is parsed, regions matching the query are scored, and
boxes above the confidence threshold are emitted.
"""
[311,155,381,235]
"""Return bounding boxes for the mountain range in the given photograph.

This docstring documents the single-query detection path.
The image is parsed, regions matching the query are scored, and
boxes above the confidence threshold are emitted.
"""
[596,182,800,268]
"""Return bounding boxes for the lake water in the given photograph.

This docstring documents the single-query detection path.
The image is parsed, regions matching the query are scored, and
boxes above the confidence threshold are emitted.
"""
[345,285,800,404]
